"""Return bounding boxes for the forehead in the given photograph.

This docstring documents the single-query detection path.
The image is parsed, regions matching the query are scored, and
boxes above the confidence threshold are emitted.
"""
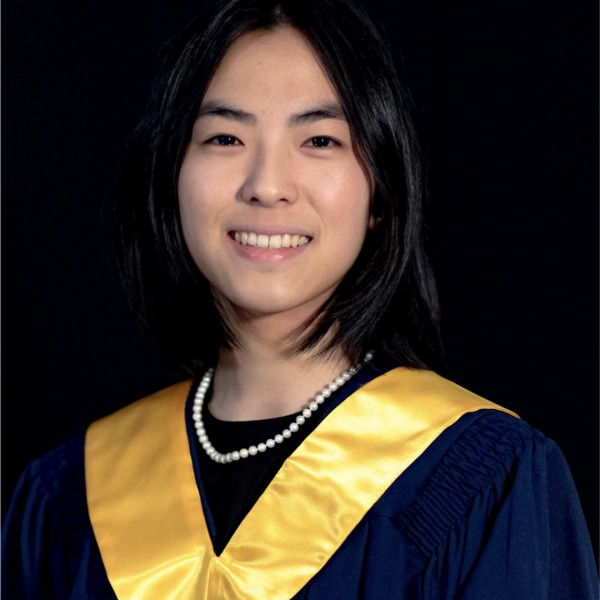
[203,26,339,108]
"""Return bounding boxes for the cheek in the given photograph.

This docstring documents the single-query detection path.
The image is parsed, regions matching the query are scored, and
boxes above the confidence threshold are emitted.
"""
[178,154,200,220]
[313,164,372,234]
[177,158,216,268]
[178,155,227,238]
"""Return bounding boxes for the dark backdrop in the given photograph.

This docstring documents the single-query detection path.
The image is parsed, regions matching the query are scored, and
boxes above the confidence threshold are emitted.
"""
[3,0,598,561]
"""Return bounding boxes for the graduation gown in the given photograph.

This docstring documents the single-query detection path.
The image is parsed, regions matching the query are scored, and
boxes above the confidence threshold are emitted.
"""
[2,367,598,599]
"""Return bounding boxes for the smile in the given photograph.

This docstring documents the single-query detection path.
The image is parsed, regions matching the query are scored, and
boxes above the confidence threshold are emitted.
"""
[232,231,311,249]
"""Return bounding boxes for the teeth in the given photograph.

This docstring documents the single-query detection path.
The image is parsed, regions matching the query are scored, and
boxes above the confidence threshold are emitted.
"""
[233,231,310,248]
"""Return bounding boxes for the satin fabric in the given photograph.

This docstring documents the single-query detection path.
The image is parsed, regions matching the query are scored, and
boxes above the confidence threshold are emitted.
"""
[85,368,517,600]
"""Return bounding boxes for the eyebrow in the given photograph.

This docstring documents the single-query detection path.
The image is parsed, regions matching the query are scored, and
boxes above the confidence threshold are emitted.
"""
[196,101,256,124]
[287,103,346,126]
[196,101,346,127]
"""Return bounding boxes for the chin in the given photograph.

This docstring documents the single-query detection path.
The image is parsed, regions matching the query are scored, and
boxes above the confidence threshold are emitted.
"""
[225,292,330,323]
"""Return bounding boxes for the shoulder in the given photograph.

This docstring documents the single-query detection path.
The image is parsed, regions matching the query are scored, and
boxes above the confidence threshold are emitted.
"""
[6,379,194,525]
[395,404,568,556]
[369,367,545,480]
[364,368,566,541]
[86,379,194,464]
[91,378,194,430]
[2,432,122,598]
[367,367,519,418]
[395,410,598,598]
[2,433,89,580]
[14,432,88,512]
[3,432,93,547]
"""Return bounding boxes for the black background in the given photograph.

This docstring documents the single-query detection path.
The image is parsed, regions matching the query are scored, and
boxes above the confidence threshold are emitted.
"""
[3,0,598,561]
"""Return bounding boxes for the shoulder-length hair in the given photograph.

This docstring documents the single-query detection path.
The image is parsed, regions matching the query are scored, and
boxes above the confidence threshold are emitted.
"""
[116,0,443,373]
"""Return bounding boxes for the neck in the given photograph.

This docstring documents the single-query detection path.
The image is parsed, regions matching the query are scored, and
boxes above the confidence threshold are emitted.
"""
[207,299,357,420]
[209,337,351,422]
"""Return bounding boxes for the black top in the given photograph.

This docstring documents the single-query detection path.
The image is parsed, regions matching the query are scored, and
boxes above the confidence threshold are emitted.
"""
[189,363,386,554]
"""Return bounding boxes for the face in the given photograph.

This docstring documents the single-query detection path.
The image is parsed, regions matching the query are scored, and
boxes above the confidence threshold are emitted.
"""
[178,27,373,327]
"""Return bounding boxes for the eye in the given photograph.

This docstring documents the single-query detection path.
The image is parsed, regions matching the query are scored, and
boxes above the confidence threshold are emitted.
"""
[206,135,241,146]
[305,136,338,148]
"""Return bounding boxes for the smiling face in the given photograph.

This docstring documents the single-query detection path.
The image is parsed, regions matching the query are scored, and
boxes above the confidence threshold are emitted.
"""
[178,26,373,330]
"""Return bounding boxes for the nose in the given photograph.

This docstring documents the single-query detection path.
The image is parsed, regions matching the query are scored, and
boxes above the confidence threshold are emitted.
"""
[240,144,298,206]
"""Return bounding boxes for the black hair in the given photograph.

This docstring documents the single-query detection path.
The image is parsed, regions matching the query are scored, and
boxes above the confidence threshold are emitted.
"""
[116,0,444,373]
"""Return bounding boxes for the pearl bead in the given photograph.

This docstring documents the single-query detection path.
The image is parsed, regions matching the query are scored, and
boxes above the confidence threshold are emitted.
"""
[192,355,372,463]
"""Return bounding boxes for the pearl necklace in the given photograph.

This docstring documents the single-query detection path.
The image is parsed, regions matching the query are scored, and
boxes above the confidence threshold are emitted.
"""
[192,351,374,464]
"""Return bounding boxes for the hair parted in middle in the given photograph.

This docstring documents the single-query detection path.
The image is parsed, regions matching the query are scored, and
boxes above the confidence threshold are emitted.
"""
[116,0,443,373]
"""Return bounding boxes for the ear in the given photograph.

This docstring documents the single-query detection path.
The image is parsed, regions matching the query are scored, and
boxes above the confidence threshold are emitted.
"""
[367,175,379,230]
[368,213,381,230]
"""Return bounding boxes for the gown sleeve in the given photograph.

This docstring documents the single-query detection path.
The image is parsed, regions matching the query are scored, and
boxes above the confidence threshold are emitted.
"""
[1,433,116,600]
[404,413,598,600]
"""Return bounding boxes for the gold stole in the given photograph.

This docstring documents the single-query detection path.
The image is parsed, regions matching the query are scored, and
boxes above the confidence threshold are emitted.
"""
[85,367,517,599]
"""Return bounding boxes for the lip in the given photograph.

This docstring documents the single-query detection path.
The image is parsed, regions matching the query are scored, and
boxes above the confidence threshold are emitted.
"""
[227,229,312,262]
[231,230,311,249]
[228,225,312,237]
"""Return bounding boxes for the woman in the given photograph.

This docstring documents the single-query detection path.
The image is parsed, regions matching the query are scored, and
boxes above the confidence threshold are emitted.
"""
[3,0,597,598]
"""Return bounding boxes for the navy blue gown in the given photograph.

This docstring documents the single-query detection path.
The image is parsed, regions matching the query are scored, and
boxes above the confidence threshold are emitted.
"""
[3,369,598,599]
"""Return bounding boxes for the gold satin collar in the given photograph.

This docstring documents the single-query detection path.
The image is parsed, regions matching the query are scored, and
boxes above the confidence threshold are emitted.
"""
[85,368,517,599]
